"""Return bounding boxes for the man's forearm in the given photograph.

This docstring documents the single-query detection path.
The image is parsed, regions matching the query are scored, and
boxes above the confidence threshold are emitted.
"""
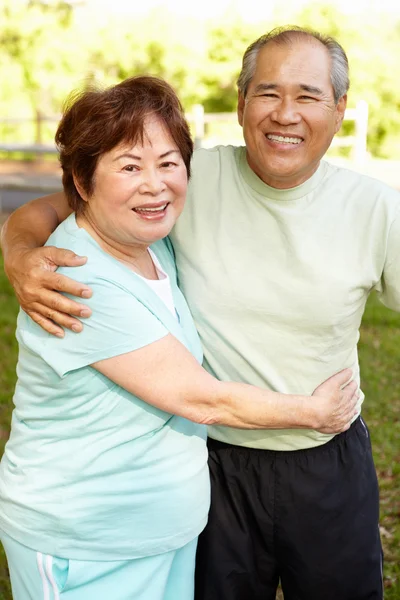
[1,201,59,259]
[1,192,69,259]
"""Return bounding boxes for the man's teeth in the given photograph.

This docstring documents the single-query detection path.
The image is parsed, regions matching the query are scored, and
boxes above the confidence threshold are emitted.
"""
[135,204,167,213]
[267,134,302,144]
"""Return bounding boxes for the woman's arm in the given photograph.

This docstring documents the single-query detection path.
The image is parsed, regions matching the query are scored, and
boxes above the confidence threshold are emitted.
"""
[92,333,358,434]
[1,192,92,336]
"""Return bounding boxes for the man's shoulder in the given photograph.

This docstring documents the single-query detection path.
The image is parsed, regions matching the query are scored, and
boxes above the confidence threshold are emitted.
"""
[325,161,400,197]
[324,161,400,209]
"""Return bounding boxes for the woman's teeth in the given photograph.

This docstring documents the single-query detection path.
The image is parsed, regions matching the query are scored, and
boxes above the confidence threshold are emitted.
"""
[134,204,168,213]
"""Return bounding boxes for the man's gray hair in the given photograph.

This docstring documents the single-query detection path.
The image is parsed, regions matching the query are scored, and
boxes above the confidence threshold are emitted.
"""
[237,26,349,104]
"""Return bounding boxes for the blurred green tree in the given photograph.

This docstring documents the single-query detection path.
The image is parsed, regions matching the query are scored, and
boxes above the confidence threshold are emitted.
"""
[0,0,84,143]
[0,1,400,157]
[199,22,257,112]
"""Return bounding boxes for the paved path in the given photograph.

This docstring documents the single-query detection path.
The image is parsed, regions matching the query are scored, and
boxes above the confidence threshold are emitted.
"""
[0,172,62,212]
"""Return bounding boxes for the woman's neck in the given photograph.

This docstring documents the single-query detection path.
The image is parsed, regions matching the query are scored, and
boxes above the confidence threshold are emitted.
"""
[76,213,159,280]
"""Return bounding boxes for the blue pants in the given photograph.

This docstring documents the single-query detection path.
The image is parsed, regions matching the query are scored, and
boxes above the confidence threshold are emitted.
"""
[1,531,197,600]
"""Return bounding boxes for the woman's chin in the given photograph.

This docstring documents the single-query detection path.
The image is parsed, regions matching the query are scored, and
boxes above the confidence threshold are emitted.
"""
[130,221,176,245]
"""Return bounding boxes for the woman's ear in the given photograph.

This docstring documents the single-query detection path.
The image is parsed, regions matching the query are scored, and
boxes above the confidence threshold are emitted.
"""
[73,174,89,202]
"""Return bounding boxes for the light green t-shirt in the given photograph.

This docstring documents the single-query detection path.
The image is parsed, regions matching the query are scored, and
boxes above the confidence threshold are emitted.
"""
[0,214,209,560]
[171,145,400,451]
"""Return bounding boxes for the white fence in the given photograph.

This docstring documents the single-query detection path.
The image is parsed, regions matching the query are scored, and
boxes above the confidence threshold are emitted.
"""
[187,100,369,164]
[0,100,369,164]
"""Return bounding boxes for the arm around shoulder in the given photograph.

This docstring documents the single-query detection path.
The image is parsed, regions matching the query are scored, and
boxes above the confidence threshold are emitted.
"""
[1,191,71,257]
[1,192,91,337]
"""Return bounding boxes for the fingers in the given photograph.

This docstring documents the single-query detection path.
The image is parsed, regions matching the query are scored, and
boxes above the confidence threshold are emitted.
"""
[29,301,85,332]
[27,300,86,337]
[341,380,358,402]
[20,286,92,335]
[337,386,360,430]
[21,286,91,319]
[41,270,92,301]
[28,310,66,338]
[325,368,353,387]
[45,246,88,268]
[5,245,92,337]
[314,379,361,434]
[19,271,92,312]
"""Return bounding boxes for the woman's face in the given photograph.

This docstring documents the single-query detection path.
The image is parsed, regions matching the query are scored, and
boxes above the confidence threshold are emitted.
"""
[81,116,188,248]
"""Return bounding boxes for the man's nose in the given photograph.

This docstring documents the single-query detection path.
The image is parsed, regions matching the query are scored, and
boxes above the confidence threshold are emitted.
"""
[270,98,301,125]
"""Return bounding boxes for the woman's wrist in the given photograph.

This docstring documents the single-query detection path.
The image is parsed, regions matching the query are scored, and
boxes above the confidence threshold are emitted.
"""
[293,395,321,430]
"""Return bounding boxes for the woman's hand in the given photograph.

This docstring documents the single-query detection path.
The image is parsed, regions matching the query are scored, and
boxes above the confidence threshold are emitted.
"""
[311,369,359,434]
[4,246,92,337]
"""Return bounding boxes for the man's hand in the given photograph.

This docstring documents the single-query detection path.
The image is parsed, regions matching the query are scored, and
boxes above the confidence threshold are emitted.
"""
[311,369,359,434]
[4,246,93,337]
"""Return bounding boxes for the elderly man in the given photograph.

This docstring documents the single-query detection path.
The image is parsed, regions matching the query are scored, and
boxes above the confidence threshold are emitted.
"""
[2,27,399,600]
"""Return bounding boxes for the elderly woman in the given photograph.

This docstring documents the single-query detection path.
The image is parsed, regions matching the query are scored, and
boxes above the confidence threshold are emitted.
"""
[0,77,357,600]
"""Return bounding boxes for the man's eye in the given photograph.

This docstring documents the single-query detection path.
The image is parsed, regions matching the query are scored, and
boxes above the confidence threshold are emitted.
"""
[299,96,315,101]
[261,93,278,98]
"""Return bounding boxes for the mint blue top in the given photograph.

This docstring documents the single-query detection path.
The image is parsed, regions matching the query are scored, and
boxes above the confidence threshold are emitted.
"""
[0,215,209,560]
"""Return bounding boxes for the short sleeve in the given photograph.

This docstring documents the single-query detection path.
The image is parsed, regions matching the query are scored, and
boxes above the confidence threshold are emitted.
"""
[375,209,400,311]
[22,273,169,378]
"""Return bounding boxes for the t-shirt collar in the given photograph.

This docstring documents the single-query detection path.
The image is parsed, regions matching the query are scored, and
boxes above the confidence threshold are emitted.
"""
[238,146,327,201]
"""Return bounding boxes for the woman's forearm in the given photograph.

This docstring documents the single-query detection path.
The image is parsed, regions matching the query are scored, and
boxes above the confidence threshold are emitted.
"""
[93,336,357,434]
[210,380,316,430]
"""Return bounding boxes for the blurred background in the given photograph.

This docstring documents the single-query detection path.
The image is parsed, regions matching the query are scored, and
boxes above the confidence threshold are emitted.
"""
[0,1,399,599]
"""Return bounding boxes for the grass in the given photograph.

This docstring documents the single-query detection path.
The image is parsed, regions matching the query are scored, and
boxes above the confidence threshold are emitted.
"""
[0,251,399,598]
[0,252,16,599]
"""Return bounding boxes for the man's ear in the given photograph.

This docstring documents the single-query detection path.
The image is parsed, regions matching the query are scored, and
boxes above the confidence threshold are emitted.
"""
[334,94,347,133]
[237,91,245,127]
[73,174,89,202]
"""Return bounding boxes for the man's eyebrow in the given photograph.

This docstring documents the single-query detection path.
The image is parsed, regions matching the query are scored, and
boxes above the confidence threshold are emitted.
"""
[113,149,179,162]
[253,83,278,94]
[300,84,323,95]
[253,83,324,95]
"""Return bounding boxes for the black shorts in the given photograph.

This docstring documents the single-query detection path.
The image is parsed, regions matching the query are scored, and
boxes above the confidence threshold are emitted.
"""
[195,417,383,600]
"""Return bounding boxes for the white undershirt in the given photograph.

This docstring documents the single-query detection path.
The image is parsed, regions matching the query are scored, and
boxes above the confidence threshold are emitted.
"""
[136,248,178,320]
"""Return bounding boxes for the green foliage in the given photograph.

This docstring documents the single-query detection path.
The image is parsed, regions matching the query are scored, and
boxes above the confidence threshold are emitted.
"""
[0,1,400,156]
[199,22,258,112]
[0,0,87,143]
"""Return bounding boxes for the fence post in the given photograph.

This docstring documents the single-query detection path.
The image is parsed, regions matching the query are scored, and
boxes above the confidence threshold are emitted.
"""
[192,104,205,149]
[34,109,43,146]
[353,100,369,166]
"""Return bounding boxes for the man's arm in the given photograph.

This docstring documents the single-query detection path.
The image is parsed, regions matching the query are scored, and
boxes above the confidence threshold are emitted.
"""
[377,208,400,312]
[1,192,92,337]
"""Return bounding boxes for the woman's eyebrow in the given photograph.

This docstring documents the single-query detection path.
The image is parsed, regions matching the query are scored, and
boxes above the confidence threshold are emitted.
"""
[113,149,180,162]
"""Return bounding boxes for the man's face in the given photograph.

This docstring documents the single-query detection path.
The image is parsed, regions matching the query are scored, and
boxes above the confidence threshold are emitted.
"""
[237,38,347,189]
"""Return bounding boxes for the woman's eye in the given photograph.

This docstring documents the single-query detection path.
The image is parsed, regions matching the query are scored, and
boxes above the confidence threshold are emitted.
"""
[160,161,176,168]
[122,165,137,172]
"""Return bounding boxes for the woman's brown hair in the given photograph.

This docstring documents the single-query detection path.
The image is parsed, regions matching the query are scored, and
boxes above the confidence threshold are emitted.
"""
[55,76,193,213]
